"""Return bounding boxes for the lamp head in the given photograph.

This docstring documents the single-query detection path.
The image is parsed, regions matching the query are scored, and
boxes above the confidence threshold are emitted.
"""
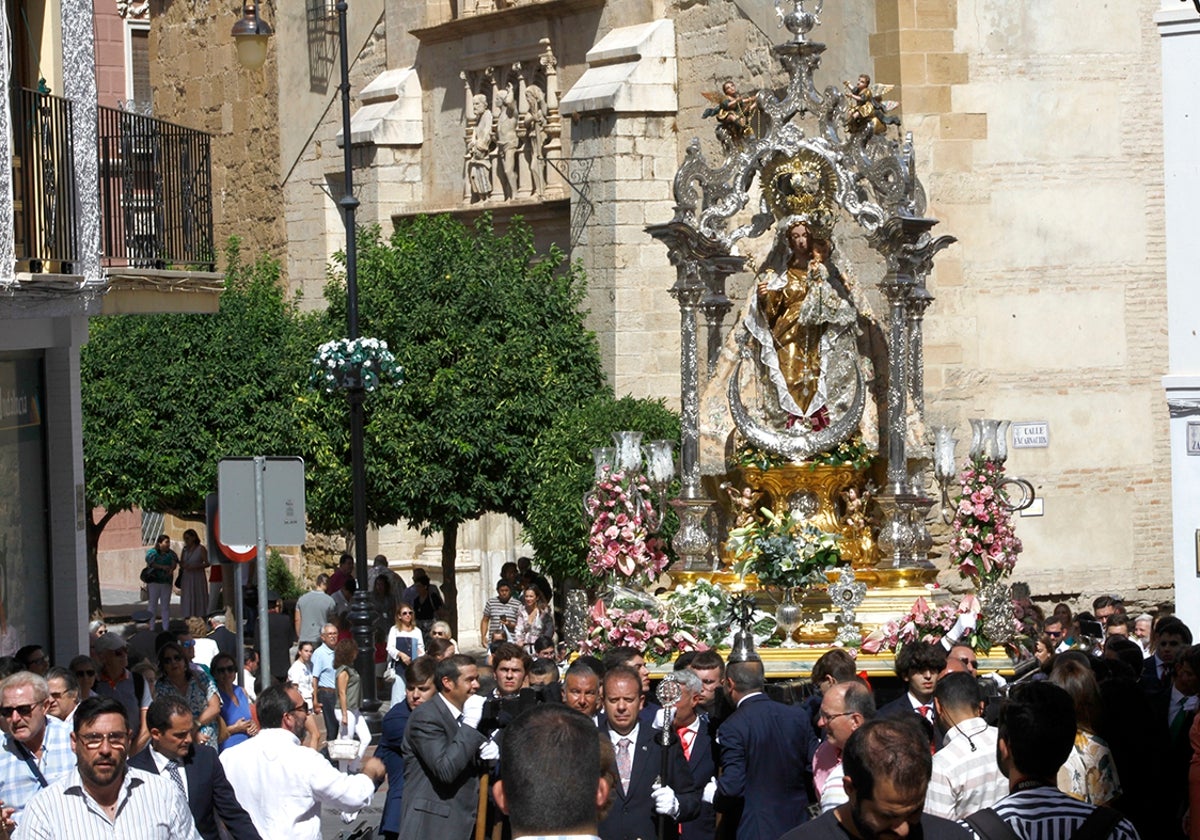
[232,1,273,70]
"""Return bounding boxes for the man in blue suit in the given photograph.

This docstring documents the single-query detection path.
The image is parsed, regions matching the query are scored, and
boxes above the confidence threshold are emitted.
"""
[129,696,260,840]
[715,659,818,840]
[377,656,439,840]
[598,666,700,840]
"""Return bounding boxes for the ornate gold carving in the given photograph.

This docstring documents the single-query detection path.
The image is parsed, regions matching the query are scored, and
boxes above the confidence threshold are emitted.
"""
[761,150,839,232]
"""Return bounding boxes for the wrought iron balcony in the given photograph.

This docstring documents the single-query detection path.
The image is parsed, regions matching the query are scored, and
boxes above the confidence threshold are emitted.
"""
[98,104,215,272]
[12,87,79,274]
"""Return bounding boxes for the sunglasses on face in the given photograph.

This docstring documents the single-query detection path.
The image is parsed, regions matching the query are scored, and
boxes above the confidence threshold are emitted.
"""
[75,670,96,678]
[214,666,237,674]
[0,704,37,717]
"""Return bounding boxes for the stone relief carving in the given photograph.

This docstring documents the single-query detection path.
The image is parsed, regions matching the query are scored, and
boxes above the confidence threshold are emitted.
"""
[460,40,564,204]
[116,0,150,19]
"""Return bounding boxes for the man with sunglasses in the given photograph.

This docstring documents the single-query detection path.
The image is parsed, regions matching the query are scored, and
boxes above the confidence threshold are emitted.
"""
[17,696,200,838]
[0,673,75,831]
[221,684,384,839]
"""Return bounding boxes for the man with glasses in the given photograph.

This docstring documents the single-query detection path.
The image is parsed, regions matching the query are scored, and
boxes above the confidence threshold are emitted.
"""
[311,624,340,740]
[92,633,152,752]
[43,668,80,726]
[0,673,75,831]
[17,695,200,838]
[1044,617,1068,653]
[812,681,874,813]
[221,684,384,839]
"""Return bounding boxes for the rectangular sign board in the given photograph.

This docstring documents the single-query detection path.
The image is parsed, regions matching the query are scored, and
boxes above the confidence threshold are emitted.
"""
[217,457,306,546]
[1011,422,1049,449]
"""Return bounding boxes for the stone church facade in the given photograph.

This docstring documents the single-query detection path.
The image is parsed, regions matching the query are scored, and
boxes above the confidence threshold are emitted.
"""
[146,0,1197,629]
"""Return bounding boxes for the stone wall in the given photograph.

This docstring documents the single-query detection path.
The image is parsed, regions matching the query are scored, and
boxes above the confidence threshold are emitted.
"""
[148,0,287,274]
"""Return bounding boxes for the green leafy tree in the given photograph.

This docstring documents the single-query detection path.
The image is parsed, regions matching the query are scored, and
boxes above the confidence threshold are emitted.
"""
[81,240,314,613]
[301,215,606,632]
[524,394,681,583]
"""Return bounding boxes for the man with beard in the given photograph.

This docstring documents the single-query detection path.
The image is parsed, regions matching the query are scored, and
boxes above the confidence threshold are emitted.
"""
[220,684,384,839]
[16,696,199,838]
[778,716,970,840]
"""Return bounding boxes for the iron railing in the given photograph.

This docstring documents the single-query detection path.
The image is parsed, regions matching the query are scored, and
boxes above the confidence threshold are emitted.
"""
[12,87,79,273]
[97,105,215,271]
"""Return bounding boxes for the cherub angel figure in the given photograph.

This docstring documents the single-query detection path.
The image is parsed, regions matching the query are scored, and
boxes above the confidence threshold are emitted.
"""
[843,74,900,136]
[702,80,758,149]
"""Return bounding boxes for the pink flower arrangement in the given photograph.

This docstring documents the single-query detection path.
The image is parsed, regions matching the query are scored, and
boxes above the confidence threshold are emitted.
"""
[579,599,707,664]
[948,459,1023,586]
[862,595,980,654]
[585,469,670,588]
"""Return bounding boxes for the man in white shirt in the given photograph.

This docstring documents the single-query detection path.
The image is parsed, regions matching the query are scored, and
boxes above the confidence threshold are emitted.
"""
[16,696,200,839]
[924,673,1007,820]
[220,684,384,840]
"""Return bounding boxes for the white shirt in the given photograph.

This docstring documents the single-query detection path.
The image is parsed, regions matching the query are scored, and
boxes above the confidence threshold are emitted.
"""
[241,670,258,703]
[288,660,314,706]
[192,638,219,668]
[16,766,199,840]
[220,728,374,840]
[819,758,847,813]
[150,745,188,793]
[924,717,1007,820]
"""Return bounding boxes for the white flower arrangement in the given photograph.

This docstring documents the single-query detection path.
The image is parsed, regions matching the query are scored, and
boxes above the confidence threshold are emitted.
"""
[309,337,403,395]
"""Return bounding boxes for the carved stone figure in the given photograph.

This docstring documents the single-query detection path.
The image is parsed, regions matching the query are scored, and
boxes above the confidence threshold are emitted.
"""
[523,84,549,197]
[495,87,519,200]
[466,93,494,201]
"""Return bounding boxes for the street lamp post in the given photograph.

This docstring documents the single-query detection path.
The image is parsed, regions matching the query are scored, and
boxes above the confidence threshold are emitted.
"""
[235,0,379,712]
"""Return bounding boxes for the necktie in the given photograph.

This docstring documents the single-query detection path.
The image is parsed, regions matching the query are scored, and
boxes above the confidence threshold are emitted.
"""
[677,726,695,761]
[918,704,932,722]
[457,713,464,726]
[616,737,632,794]
[165,759,186,797]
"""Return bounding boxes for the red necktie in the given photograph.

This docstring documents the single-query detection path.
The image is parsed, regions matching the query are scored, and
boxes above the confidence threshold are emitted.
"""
[918,704,932,721]
[677,726,695,760]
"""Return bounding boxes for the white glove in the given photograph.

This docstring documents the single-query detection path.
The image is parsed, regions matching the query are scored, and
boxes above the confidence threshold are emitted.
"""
[651,783,680,818]
[702,778,717,804]
[652,706,668,730]
[983,670,1007,690]
[479,738,500,761]
[461,694,485,729]
[942,612,977,647]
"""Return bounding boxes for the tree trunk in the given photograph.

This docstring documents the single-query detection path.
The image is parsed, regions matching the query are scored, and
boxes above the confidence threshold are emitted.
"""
[86,508,119,618]
[440,522,458,638]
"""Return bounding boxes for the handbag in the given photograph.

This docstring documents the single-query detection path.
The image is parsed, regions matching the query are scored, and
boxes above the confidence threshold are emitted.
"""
[139,565,154,584]
[328,723,360,760]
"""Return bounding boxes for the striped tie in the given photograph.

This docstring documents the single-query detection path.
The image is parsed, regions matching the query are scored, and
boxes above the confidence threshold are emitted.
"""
[165,759,186,797]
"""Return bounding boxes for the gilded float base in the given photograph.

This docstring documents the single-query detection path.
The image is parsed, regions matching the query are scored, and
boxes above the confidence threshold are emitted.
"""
[666,565,948,645]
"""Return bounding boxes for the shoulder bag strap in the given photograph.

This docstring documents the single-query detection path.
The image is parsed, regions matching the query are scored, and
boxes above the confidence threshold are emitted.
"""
[964,808,1022,840]
[1072,806,1123,840]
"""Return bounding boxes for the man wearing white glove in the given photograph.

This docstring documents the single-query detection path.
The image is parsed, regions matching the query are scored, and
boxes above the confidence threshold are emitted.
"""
[596,666,700,840]
[400,655,488,840]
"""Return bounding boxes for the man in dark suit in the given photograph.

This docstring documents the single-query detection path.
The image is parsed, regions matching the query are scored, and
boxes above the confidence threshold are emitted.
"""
[129,695,261,840]
[715,659,817,840]
[1141,616,1191,696]
[262,592,296,684]
[669,669,718,840]
[598,665,700,840]
[207,613,238,661]
[401,654,495,840]
[877,640,944,746]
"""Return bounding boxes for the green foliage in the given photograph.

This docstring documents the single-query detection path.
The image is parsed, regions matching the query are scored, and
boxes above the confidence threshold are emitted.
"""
[524,394,681,584]
[266,549,305,602]
[82,239,313,517]
[300,214,606,535]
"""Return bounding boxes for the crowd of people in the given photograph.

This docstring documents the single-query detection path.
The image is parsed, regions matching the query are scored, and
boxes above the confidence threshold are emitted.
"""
[0,544,1195,840]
